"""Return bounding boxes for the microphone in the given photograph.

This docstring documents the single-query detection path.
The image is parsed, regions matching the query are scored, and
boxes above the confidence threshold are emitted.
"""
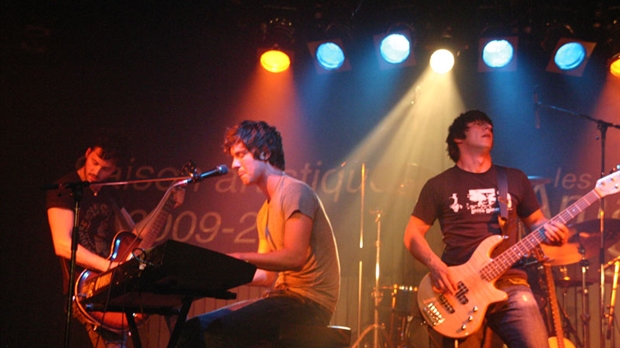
[533,90,540,129]
[181,164,228,184]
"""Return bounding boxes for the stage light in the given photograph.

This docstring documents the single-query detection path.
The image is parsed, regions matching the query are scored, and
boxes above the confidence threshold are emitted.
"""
[307,39,351,73]
[317,42,344,69]
[373,30,416,70]
[260,48,291,73]
[380,33,410,63]
[478,37,517,72]
[258,17,295,73]
[554,42,585,69]
[610,54,620,78]
[430,49,454,74]
[608,22,620,78]
[546,38,596,76]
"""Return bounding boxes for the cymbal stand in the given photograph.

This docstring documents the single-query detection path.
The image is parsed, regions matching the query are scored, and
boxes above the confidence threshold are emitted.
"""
[351,209,392,348]
[578,245,591,348]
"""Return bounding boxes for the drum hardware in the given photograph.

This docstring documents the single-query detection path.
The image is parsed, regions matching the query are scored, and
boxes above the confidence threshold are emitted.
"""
[352,209,434,348]
[375,284,440,348]
[539,218,620,348]
[351,209,393,348]
[577,246,592,348]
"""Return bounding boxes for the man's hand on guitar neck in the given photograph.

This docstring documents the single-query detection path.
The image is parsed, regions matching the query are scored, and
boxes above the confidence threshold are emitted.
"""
[523,209,569,246]
[541,220,569,246]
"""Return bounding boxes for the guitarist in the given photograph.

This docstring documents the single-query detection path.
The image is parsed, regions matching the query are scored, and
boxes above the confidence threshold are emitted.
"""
[46,128,184,348]
[403,110,568,348]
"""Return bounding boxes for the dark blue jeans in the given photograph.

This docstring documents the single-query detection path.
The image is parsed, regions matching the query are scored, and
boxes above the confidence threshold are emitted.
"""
[176,291,332,348]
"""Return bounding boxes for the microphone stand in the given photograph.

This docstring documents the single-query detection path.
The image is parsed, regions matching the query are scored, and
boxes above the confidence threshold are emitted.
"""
[62,181,87,348]
[536,100,620,348]
[41,173,198,348]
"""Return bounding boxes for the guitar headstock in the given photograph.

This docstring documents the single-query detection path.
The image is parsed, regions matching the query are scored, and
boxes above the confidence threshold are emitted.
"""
[179,160,198,177]
[595,169,620,198]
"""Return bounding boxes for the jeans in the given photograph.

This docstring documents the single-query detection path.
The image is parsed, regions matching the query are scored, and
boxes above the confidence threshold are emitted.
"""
[176,291,332,348]
[443,281,549,348]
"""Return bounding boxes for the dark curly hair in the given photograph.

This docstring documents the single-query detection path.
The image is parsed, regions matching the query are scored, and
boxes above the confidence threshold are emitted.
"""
[88,127,130,166]
[223,120,285,170]
[446,110,493,162]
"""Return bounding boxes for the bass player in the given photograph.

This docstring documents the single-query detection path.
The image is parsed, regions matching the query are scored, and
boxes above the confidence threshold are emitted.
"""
[46,127,185,348]
[404,110,569,347]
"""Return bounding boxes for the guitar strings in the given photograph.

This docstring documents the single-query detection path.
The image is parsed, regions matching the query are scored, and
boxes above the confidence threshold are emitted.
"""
[96,182,181,337]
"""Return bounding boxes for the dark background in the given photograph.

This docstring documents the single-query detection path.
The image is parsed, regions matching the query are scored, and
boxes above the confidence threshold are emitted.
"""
[2,1,619,347]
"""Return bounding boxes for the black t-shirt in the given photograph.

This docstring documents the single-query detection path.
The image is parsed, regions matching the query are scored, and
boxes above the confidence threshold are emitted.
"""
[412,164,540,268]
[46,171,124,259]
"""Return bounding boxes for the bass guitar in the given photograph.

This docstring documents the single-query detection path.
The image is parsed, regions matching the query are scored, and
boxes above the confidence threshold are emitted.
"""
[74,160,196,332]
[417,170,619,338]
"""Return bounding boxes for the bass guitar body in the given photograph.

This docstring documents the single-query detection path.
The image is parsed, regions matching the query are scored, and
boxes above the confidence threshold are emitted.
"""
[75,231,147,333]
[417,235,508,338]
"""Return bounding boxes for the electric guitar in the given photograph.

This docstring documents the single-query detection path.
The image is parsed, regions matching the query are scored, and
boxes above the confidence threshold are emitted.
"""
[541,258,575,348]
[74,160,196,332]
[417,170,620,338]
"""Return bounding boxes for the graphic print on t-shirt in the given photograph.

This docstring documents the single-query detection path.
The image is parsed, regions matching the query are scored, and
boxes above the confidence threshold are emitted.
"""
[467,188,497,214]
[449,193,463,213]
[78,202,115,257]
[448,189,513,215]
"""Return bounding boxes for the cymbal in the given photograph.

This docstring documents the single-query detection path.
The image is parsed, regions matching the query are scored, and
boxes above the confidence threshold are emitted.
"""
[554,278,595,288]
[528,176,552,186]
[540,218,620,266]
[553,273,616,287]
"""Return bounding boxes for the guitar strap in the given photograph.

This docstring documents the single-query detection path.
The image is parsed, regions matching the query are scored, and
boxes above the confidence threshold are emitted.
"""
[492,165,514,258]
[497,165,509,234]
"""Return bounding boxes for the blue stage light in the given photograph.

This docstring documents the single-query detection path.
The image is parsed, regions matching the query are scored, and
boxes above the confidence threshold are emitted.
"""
[315,42,346,70]
[553,42,586,70]
[482,39,514,68]
[379,33,411,64]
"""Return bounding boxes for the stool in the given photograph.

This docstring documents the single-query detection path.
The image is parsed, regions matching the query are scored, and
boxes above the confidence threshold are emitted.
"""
[276,325,351,348]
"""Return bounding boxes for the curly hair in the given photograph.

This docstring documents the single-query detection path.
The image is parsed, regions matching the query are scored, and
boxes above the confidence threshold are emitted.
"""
[223,120,285,170]
[446,110,493,162]
[89,127,130,166]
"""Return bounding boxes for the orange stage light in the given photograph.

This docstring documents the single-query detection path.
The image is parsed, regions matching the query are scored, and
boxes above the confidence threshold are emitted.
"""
[260,49,291,73]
